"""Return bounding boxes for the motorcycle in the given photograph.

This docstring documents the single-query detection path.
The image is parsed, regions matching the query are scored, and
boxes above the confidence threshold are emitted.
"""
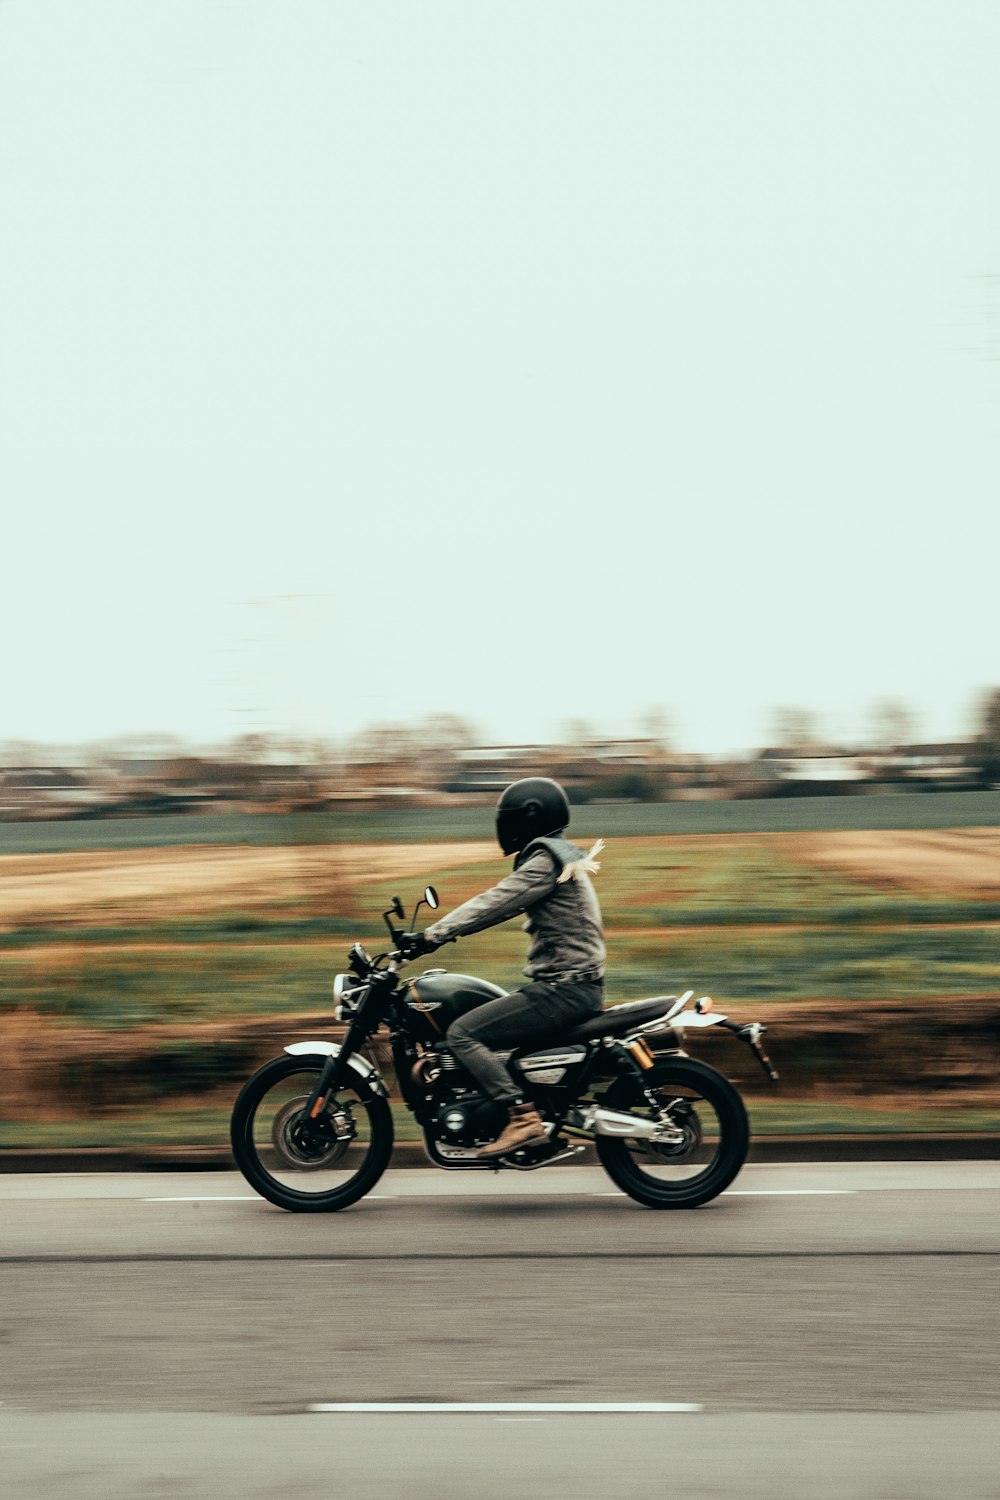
[230,885,779,1212]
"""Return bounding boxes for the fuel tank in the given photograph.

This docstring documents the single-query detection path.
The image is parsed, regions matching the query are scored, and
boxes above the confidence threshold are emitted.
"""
[402,970,506,1041]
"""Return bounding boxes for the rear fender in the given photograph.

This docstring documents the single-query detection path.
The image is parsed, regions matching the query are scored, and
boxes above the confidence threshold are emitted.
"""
[670,1014,780,1082]
[283,1041,388,1097]
[671,1010,729,1030]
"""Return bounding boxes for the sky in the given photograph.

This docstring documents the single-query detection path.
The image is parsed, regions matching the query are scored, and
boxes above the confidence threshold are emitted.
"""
[2,0,999,756]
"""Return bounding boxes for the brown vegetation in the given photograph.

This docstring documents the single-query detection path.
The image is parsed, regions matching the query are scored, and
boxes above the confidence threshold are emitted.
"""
[3,832,997,1136]
[784,828,1000,896]
[3,996,998,1124]
[0,842,496,928]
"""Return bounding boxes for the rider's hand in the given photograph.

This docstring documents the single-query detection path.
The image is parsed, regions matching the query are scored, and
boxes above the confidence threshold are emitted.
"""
[399,931,437,959]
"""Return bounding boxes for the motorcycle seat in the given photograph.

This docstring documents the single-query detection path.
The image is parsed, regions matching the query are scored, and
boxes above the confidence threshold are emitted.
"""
[561,996,679,1043]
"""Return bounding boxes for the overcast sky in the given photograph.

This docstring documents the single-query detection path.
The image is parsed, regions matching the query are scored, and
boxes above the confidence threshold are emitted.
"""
[2,1,998,755]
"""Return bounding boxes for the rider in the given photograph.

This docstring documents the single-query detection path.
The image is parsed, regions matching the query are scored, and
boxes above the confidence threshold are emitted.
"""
[404,777,606,1159]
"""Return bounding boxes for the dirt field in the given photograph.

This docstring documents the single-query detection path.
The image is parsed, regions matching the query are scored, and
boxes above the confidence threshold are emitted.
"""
[0,842,496,927]
[786,828,1000,896]
[2,828,998,929]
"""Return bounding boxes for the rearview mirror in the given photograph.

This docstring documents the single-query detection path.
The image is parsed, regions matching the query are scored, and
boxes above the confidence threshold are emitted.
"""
[391,896,404,918]
[424,886,439,910]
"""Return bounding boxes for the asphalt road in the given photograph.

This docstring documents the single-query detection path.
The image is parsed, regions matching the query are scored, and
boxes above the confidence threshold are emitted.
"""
[1,1163,998,1499]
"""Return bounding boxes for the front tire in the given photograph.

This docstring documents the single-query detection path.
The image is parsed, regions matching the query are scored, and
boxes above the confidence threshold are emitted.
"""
[596,1055,749,1208]
[230,1054,394,1212]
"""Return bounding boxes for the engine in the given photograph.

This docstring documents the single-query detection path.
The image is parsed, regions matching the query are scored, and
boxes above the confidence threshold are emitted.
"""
[412,1048,507,1147]
[433,1094,507,1148]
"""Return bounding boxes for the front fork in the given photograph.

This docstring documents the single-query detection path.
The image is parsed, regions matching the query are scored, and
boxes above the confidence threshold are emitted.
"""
[301,1017,366,1127]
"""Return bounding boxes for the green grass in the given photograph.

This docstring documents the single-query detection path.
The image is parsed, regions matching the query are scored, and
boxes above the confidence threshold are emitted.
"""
[604,927,1000,1002]
[0,944,347,1028]
[642,900,1000,926]
[0,913,365,951]
[1,788,998,852]
[361,840,1000,1004]
[2,1099,997,1150]
[3,837,998,1029]
[0,1109,236,1149]
[2,922,995,1031]
[745,1100,1000,1134]
[0,1103,425,1149]
[366,837,1000,930]
[2,833,997,1150]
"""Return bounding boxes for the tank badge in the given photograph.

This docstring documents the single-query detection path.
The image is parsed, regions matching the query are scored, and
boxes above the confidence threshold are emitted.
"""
[407,981,444,1032]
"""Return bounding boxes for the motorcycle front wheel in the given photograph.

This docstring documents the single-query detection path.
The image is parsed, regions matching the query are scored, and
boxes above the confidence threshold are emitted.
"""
[595,1055,749,1208]
[230,1054,394,1212]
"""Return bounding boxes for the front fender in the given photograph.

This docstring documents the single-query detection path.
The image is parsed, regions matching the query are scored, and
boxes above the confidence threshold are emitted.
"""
[283,1041,388,1097]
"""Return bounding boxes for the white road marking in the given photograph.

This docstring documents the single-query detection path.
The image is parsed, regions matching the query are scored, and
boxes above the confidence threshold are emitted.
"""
[728,1189,855,1196]
[141,1195,396,1202]
[591,1189,855,1197]
[4,1165,997,1202]
[307,1402,702,1414]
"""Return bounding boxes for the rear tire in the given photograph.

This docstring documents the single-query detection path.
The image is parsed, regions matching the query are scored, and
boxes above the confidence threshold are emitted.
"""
[596,1055,749,1208]
[230,1054,394,1212]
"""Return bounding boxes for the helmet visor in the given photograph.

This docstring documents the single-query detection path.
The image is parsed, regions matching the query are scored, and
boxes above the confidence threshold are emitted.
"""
[495,805,523,855]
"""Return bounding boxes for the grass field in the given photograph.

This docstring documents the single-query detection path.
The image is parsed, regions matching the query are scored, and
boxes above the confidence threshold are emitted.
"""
[3,832,999,1026]
[1,788,998,853]
[3,1098,1000,1150]
[1,817,998,1145]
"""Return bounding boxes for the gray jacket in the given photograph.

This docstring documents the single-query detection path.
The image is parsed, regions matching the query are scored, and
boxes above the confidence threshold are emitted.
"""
[425,835,606,982]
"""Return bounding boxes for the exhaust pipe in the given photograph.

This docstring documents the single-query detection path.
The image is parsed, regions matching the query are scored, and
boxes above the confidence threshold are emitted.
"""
[565,1105,680,1141]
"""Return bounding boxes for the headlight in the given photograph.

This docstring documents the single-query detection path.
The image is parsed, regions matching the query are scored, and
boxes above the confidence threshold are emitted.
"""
[333,973,350,1020]
[333,974,365,1021]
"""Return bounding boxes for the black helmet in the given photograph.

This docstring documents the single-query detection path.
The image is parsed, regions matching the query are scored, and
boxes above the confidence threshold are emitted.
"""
[495,777,570,855]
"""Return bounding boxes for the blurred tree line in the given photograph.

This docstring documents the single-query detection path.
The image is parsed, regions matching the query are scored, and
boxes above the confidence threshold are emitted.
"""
[2,691,999,820]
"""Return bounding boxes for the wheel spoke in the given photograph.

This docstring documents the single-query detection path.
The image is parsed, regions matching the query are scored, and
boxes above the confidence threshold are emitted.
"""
[620,1087,722,1184]
[231,1059,392,1209]
[252,1070,375,1194]
[595,1058,749,1208]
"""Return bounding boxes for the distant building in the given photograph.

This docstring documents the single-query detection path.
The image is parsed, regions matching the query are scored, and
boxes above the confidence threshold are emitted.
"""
[449,746,554,795]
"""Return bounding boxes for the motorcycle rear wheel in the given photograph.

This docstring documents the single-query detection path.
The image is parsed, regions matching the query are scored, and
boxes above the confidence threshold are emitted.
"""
[595,1055,749,1208]
[230,1054,394,1212]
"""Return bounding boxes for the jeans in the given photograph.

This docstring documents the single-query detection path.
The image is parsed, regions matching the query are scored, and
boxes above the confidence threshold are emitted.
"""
[446,979,605,1104]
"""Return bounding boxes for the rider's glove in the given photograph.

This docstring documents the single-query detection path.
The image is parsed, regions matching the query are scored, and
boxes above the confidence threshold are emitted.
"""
[399,931,437,959]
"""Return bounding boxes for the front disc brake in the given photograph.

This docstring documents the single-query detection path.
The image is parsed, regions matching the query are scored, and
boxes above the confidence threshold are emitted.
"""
[271,1095,352,1171]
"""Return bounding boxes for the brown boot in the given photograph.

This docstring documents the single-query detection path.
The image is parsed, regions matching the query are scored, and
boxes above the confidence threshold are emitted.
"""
[477,1101,547,1160]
